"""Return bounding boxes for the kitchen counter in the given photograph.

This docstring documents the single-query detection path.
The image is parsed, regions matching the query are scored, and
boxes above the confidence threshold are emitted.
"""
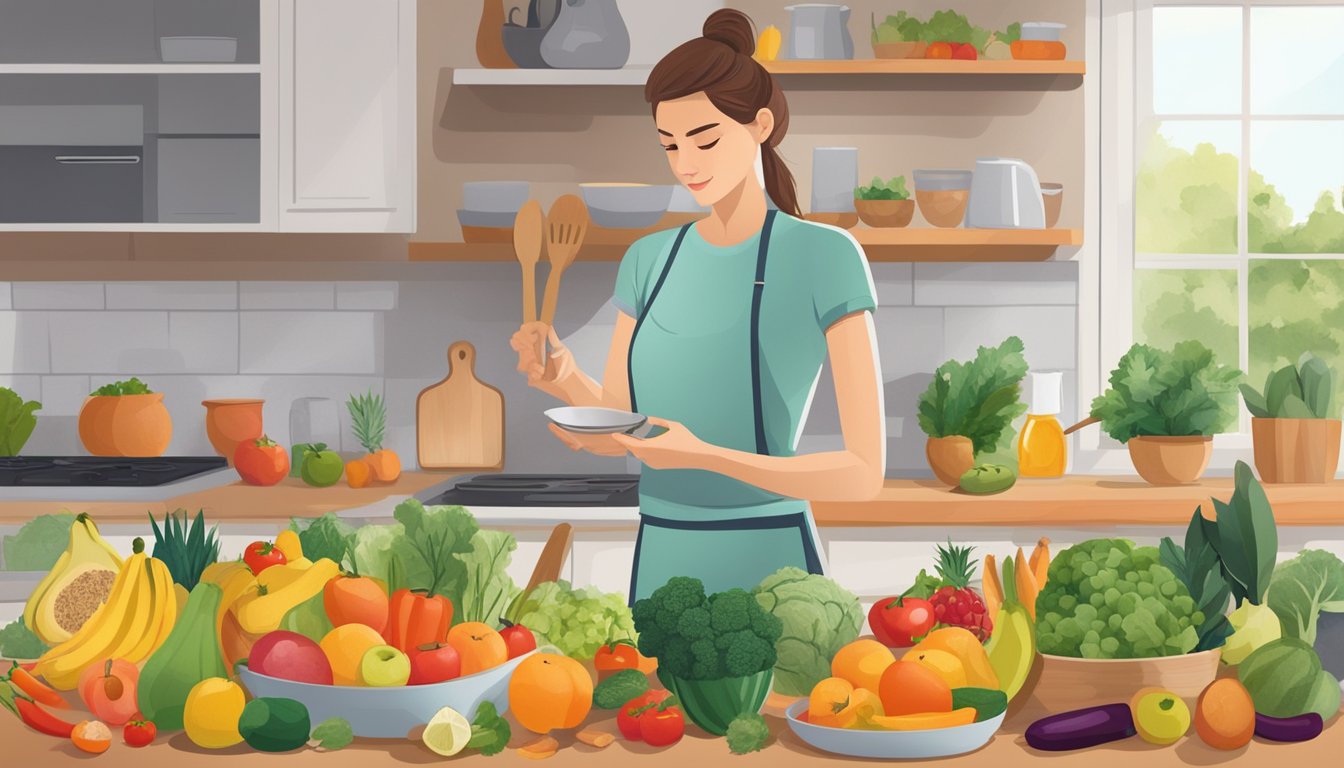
[2,690,1340,767]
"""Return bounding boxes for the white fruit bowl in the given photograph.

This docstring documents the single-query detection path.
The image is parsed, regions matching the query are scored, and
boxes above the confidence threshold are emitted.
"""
[237,651,533,738]
[785,700,1005,759]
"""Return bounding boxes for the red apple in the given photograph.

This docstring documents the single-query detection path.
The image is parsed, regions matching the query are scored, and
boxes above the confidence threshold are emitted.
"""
[407,642,461,685]
[498,620,537,659]
[250,630,334,685]
[951,43,978,60]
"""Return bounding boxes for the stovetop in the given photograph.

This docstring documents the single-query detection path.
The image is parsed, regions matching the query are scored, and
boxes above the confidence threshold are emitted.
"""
[424,474,640,507]
[0,456,229,487]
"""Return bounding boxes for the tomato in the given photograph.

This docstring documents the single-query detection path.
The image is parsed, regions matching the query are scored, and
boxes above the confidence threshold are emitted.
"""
[498,620,537,659]
[951,42,978,60]
[593,642,657,675]
[243,540,287,575]
[407,642,461,685]
[925,41,953,59]
[234,435,290,486]
[617,690,683,747]
[868,594,937,648]
[123,719,156,748]
[617,690,665,740]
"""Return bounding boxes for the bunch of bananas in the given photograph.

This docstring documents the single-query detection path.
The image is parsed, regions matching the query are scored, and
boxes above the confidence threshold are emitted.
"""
[33,537,179,690]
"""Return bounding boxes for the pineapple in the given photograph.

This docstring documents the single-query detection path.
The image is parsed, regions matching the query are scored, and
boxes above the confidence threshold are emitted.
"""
[346,390,401,486]
[928,540,994,642]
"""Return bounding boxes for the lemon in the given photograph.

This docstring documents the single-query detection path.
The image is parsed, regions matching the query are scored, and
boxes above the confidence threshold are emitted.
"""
[423,707,472,757]
[1134,690,1191,746]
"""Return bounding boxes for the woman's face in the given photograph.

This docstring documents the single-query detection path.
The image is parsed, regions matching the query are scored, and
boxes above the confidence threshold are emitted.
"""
[656,92,772,208]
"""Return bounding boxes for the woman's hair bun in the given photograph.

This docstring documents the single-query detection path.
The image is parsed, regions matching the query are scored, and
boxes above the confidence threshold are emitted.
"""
[702,8,756,57]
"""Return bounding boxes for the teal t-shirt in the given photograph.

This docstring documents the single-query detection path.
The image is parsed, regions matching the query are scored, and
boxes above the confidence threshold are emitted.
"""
[612,214,877,521]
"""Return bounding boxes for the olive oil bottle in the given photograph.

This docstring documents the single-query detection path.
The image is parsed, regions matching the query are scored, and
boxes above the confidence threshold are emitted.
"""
[1018,371,1067,478]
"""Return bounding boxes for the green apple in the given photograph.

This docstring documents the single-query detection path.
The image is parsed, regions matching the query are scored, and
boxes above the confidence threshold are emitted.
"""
[299,442,344,487]
[360,644,411,687]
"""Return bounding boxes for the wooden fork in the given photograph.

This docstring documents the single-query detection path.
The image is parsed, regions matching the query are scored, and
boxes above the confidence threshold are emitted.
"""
[540,194,590,327]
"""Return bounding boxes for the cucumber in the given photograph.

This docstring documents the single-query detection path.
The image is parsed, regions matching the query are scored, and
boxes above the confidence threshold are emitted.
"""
[238,697,311,753]
[959,464,1017,495]
[951,687,1008,722]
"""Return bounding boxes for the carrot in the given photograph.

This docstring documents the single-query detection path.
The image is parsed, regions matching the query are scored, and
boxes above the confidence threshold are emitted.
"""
[981,553,1003,621]
[519,735,559,759]
[8,663,68,710]
[1029,537,1051,589]
[345,459,373,489]
[1014,548,1040,620]
[367,449,402,483]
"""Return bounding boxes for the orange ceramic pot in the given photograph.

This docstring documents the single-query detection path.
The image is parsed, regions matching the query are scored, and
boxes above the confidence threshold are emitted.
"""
[79,394,172,457]
[202,399,264,465]
[77,397,119,456]
[1127,435,1213,485]
[926,435,975,486]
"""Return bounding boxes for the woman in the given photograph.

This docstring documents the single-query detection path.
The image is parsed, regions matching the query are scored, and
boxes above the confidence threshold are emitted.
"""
[510,9,885,602]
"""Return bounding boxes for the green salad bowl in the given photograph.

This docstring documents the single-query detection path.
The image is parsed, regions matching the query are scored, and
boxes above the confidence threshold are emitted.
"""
[657,669,773,736]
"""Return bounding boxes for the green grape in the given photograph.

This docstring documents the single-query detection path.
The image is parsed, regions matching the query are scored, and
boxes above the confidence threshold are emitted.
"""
[1108,613,1123,630]
[1080,560,1099,577]
[1100,637,1120,655]
[1080,642,1102,659]
[1137,581,1156,597]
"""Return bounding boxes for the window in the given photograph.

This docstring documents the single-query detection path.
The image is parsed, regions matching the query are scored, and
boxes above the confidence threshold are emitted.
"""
[1101,1,1344,458]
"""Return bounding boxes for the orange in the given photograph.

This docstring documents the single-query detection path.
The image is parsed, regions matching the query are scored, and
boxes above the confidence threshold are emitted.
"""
[446,621,508,676]
[878,660,953,717]
[831,639,895,693]
[508,653,593,734]
[320,623,385,686]
[902,648,968,688]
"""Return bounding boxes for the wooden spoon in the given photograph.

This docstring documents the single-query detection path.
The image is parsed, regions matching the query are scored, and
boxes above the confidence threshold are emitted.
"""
[513,200,545,324]
[540,194,590,327]
[1063,416,1099,435]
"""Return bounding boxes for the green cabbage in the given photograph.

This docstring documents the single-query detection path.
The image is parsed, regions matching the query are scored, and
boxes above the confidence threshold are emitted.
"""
[1268,549,1344,646]
[753,568,863,696]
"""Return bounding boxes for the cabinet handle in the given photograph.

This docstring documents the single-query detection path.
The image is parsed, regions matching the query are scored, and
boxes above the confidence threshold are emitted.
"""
[54,155,142,165]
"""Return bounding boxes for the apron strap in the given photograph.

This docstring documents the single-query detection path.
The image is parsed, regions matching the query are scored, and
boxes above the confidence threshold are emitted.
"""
[750,210,779,455]
[627,223,692,413]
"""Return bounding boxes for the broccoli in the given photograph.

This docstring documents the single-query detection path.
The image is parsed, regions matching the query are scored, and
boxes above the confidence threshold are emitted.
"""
[633,577,784,680]
[725,712,771,755]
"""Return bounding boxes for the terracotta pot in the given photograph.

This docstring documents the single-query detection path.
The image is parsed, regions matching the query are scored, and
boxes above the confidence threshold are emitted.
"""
[1127,435,1213,485]
[872,41,927,59]
[1252,418,1342,484]
[855,198,915,228]
[1030,649,1221,714]
[202,399,265,465]
[77,396,119,456]
[926,435,975,486]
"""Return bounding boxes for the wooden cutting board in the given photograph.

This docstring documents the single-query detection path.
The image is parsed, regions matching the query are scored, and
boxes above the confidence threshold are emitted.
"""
[416,341,505,471]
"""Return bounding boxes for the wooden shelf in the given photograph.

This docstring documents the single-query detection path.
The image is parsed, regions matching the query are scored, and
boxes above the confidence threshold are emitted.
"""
[452,59,1084,85]
[811,477,1344,527]
[409,227,1083,264]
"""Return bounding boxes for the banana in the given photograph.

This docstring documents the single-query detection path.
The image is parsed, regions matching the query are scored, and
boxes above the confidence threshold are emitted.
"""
[105,556,155,661]
[128,557,178,662]
[33,546,144,690]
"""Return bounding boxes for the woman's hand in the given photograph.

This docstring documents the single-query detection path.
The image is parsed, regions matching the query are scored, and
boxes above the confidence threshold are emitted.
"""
[612,418,718,470]
[510,322,576,400]
[548,424,629,457]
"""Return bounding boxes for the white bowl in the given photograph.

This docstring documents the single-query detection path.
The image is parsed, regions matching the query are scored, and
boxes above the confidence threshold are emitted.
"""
[785,700,1005,760]
[462,181,529,214]
[237,651,533,738]
[457,209,519,229]
[580,183,672,228]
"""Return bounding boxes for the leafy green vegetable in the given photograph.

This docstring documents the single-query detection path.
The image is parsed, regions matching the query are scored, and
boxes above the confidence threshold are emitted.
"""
[633,577,782,680]
[917,336,1028,454]
[1091,341,1243,442]
[456,529,520,625]
[593,669,651,709]
[1036,539,1202,658]
[310,717,354,750]
[1268,549,1344,646]
[855,176,909,201]
[1160,508,1233,651]
[1239,638,1340,719]
[905,568,944,600]
[872,11,923,44]
[509,580,637,659]
[1240,351,1334,418]
[149,509,220,591]
[922,9,978,46]
[725,712,770,755]
[0,387,40,457]
[2,513,75,571]
[288,513,355,565]
[753,567,863,696]
[91,377,152,396]
[467,702,511,757]
[996,22,1022,45]
[1212,461,1278,607]
[0,618,50,659]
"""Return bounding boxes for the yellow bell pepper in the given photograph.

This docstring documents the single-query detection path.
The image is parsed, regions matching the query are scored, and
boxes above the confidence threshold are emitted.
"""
[235,557,339,634]
[755,25,782,62]
[274,529,304,561]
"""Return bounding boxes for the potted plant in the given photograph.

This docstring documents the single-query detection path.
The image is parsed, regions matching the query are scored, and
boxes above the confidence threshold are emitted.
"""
[79,378,173,457]
[854,176,914,228]
[917,336,1028,486]
[1240,352,1340,484]
[871,12,927,59]
[0,387,41,456]
[1089,341,1241,485]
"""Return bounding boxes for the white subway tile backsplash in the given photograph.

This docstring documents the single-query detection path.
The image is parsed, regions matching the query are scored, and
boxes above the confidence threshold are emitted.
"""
[873,306,945,380]
[48,312,169,373]
[336,282,398,311]
[915,262,1079,306]
[0,283,10,310]
[12,282,104,310]
[384,377,437,469]
[107,281,238,310]
[871,263,913,306]
[168,313,238,373]
[0,375,40,401]
[944,306,1076,370]
[39,376,90,415]
[0,312,51,373]
[240,312,380,375]
[239,282,335,310]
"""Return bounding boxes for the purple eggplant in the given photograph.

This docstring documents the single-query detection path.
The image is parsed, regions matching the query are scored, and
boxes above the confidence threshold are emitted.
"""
[1026,704,1137,751]
[1254,712,1323,743]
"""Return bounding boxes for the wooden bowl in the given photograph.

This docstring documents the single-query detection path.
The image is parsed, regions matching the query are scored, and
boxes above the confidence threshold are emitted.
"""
[856,198,915,228]
[1029,649,1222,713]
[804,212,859,229]
[872,41,927,59]
[1127,435,1213,485]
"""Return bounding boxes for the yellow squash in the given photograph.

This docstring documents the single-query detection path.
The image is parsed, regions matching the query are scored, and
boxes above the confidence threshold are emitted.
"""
[234,557,339,634]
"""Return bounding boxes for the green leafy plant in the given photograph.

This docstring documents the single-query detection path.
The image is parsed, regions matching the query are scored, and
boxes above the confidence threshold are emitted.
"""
[0,618,50,659]
[2,513,75,571]
[1090,341,1242,443]
[1160,510,1233,652]
[0,387,40,457]
[1268,549,1344,646]
[916,336,1028,454]
[287,513,355,565]
[91,377,153,396]
[855,176,909,201]
[871,11,1015,52]
[872,11,924,44]
[1241,351,1335,419]
[149,509,221,591]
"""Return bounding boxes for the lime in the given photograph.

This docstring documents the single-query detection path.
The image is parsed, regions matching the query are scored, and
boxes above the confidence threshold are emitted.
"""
[422,707,472,757]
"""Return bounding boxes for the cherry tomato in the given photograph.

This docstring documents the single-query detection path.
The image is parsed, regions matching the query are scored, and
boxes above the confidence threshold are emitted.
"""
[243,540,287,575]
[234,435,290,486]
[640,704,685,747]
[123,719,156,748]
[868,594,937,647]
[498,621,537,659]
[617,690,666,741]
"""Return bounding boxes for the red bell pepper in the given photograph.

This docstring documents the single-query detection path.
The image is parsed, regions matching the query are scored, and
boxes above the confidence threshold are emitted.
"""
[385,588,453,653]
